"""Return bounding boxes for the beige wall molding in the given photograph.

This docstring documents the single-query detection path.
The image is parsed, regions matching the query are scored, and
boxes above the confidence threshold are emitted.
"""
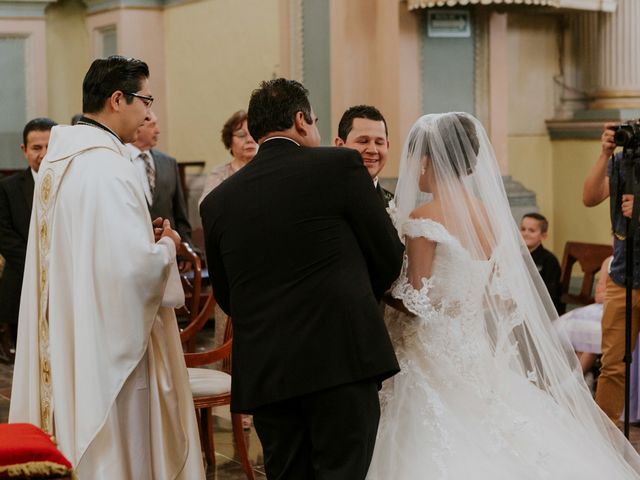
[406,0,616,11]
[0,0,58,18]
[0,18,47,118]
[82,0,163,14]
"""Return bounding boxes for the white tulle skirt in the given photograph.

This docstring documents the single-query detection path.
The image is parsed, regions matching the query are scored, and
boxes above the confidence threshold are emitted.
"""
[367,311,640,480]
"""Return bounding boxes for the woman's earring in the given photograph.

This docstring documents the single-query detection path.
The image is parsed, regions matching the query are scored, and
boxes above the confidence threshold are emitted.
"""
[421,165,426,175]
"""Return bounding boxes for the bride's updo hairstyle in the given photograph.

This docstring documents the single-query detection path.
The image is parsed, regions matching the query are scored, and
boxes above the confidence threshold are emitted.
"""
[409,113,479,178]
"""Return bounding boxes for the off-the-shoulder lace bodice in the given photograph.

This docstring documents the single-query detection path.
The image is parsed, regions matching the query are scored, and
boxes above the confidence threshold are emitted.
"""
[375,219,558,479]
[391,218,492,320]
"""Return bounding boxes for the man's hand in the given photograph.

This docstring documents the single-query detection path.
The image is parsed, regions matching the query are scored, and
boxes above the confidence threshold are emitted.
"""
[583,122,617,207]
[160,219,181,251]
[152,217,164,242]
[602,122,617,158]
[622,194,634,219]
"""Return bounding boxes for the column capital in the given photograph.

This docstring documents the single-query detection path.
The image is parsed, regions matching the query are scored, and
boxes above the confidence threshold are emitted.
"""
[0,0,58,18]
[83,0,163,15]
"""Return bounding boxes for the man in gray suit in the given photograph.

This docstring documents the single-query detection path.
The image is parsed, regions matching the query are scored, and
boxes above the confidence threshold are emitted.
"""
[127,111,192,245]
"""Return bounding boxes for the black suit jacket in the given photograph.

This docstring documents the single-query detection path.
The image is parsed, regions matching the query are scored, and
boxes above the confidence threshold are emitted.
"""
[376,183,394,208]
[0,169,34,324]
[148,149,192,244]
[200,138,404,413]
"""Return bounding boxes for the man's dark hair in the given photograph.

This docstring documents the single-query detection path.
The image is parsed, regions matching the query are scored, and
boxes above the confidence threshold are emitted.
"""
[82,55,150,114]
[22,118,57,146]
[522,212,549,234]
[247,78,313,141]
[337,105,388,141]
[221,110,248,150]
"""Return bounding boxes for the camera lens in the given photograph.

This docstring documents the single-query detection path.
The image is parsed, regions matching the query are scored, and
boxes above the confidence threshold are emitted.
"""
[615,127,634,146]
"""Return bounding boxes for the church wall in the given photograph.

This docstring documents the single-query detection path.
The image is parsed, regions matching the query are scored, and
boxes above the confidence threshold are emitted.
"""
[329,0,421,178]
[504,13,565,255]
[508,135,556,250]
[551,139,611,255]
[45,0,90,126]
[163,0,280,169]
[302,0,331,145]
[506,13,559,137]
[0,17,48,168]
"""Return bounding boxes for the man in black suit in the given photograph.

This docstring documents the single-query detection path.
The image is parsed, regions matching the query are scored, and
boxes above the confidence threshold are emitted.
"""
[127,110,192,245]
[335,105,393,207]
[200,79,404,480]
[0,117,57,361]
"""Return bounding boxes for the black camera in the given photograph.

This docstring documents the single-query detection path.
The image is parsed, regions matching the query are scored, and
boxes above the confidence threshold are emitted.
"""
[614,120,640,148]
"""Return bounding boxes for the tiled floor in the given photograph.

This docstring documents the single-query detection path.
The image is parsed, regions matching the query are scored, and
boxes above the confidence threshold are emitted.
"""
[0,347,266,479]
[3,356,640,479]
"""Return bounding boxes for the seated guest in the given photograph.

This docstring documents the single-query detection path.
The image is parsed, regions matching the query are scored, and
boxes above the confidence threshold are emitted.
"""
[520,212,562,311]
[556,256,640,422]
[127,110,192,246]
[0,117,56,362]
[334,105,392,207]
[556,256,611,375]
[199,110,257,204]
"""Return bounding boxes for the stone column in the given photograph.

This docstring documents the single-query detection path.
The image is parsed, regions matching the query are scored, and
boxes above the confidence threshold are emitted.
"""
[590,0,640,110]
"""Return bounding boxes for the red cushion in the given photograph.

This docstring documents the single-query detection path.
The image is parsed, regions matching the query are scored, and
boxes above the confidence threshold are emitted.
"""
[0,423,72,478]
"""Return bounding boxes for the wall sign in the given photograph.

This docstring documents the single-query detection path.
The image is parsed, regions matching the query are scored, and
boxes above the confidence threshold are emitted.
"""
[427,10,471,38]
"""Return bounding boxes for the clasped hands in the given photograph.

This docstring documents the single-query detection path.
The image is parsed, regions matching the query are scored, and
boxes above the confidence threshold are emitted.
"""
[152,217,181,250]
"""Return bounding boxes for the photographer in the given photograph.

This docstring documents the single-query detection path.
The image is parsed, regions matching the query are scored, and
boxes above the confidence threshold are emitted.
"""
[583,121,640,425]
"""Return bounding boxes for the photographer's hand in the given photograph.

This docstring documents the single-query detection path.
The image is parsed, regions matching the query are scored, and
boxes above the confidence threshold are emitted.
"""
[583,123,617,207]
[622,194,634,219]
[602,122,617,158]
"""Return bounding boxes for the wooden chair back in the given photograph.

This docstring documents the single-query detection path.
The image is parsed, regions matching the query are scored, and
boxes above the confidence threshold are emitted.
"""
[179,292,217,346]
[175,242,202,324]
[558,241,612,314]
[183,315,232,370]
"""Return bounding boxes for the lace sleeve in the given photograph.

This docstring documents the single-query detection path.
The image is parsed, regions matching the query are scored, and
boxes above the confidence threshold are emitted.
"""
[390,261,435,319]
[402,218,451,243]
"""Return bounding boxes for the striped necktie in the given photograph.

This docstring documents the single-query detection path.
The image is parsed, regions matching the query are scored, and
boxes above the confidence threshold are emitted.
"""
[140,152,155,195]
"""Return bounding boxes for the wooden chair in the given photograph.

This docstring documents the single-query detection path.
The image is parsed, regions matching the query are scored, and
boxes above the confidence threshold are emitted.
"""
[176,242,202,324]
[558,241,613,315]
[181,302,255,479]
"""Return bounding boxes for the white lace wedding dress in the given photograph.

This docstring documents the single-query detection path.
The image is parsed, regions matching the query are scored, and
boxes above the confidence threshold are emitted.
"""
[366,218,639,480]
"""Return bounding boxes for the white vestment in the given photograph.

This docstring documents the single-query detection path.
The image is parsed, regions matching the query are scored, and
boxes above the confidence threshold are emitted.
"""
[9,124,205,479]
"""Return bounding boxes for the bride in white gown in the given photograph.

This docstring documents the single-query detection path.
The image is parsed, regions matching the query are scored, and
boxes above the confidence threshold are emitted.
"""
[367,112,640,479]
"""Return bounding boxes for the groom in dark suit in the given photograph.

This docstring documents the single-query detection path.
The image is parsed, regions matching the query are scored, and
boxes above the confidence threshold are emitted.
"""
[200,79,404,480]
[335,105,393,207]
[0,117,57,361]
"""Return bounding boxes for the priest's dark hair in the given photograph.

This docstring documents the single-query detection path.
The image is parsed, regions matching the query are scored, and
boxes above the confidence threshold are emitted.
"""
[22,118,57,146]
[247,78,313,142]
[337,105,388,142]
[82,56,150,114]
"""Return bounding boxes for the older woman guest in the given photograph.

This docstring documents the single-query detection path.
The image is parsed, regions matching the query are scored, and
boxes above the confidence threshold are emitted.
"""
[199,110,257,204]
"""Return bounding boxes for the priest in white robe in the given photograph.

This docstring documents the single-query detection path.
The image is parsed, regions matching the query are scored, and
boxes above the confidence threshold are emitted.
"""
[9,56,205,479]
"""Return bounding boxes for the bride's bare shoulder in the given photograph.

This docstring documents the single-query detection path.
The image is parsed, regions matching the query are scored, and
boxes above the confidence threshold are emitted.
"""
[409,202,442,222]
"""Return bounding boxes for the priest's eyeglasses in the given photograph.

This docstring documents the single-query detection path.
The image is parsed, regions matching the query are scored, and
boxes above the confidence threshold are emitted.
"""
[124,92,154,108]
